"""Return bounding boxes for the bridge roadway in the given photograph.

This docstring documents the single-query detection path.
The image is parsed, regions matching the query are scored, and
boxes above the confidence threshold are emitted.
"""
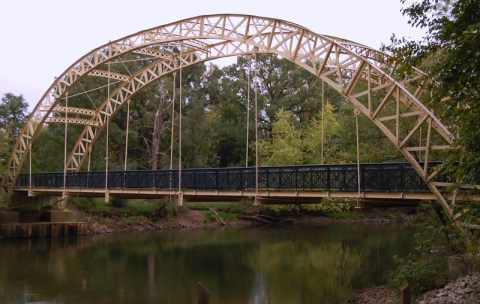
[14,162,472,204]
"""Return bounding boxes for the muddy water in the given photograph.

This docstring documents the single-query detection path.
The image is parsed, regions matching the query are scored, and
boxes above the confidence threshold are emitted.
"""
[0,223,413,303]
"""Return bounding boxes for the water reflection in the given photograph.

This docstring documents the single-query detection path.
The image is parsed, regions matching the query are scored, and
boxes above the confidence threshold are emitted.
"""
[0,224,413,303]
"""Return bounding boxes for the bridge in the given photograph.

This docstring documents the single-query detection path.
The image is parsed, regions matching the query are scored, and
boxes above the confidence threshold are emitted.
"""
[2,14,479,230]
[13,163,478,205]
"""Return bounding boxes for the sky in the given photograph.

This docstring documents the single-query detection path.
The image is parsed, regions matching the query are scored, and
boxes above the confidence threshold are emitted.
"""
[0,0,423,108]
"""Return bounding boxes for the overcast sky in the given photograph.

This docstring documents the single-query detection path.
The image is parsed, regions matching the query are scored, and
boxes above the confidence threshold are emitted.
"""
[0,0,423,108]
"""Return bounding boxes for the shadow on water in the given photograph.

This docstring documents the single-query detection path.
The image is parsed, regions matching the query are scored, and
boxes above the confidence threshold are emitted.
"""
[0,223,413,303]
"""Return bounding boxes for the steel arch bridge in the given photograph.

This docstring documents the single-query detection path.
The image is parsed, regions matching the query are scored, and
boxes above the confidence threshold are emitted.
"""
[2,14,476,228]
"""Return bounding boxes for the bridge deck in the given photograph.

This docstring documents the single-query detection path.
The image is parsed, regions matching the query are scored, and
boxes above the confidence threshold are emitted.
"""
[12,162,480,203]
[16,187,442,202]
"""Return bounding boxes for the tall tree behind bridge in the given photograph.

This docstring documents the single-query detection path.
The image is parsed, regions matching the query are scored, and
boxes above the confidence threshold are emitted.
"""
[147,79,168,170]
[0,93,28,172]
[388,0,480,185]
[0,93,28,143]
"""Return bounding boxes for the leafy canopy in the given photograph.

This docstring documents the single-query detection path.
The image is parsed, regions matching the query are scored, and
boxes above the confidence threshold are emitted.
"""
[388,0,480,184]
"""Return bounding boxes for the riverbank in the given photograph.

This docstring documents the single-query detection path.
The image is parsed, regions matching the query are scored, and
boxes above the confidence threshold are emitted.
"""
[76,204,413,235]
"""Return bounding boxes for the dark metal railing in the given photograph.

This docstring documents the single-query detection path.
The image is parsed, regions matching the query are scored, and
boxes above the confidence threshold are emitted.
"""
[16,162,445,193]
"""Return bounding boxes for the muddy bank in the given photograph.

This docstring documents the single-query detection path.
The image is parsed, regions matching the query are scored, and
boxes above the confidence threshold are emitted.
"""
[78,206,412,235]
[80,209,226,234]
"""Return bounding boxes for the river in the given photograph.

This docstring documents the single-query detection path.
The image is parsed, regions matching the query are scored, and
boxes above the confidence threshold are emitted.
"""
[0,223,413,303]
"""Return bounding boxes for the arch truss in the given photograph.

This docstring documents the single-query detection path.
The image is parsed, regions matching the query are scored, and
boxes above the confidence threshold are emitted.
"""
[4,14,475,228]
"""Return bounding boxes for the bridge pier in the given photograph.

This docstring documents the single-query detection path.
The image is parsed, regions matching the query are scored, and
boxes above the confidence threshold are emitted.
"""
[11,192,63,210]
[177,191,184,206]
[61,192,71,209]
[0,210,86,239]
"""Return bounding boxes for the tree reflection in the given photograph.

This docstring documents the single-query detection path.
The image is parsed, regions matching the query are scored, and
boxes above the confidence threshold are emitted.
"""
[0,224,413,303]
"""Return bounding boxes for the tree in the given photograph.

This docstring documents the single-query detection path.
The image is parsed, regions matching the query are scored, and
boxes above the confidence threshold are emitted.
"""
[388,0,480,185]
[259,108,303,165]
[147,79,168,170]
[303,101,342,164]
[0,93,29,172]
[0,93,28,142]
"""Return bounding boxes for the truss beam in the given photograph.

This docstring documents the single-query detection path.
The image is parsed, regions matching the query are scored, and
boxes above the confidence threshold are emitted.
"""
[4,14,471,228]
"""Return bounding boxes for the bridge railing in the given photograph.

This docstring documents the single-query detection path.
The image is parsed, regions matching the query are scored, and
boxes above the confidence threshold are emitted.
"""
[16,162,445,193]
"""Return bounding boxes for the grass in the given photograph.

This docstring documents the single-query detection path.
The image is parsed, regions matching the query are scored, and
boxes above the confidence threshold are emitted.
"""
[187,201,248,214]
[260,199,356,215]
[187,201,248,223]
[71,197,172,219]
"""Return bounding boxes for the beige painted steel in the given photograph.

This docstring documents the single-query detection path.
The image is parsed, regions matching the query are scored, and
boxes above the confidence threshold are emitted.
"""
[4,14,477,228]
[14,187,480,202]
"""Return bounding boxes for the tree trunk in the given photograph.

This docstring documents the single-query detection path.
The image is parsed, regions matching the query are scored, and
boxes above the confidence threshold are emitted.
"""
[150,80,167,170]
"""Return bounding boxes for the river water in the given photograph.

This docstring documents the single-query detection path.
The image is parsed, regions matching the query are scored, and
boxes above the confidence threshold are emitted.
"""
[0,223,413,303]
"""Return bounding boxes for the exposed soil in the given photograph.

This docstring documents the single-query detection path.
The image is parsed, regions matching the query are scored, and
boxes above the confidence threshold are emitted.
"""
[350,285,397,304]
[78,206,413,235]
[80,209,225,235]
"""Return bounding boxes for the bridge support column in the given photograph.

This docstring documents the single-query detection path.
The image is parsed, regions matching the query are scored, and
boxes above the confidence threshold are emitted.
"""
[61,192,70,210]
[177,191,184,206]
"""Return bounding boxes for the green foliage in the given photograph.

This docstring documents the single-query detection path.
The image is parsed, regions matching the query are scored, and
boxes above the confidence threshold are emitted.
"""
[259,108,303,165]
[262,199,355,215]
[116,201,167,218]
[388,0,480,185]
[110,198,127,208]
[389,254,440,295]
[71,197,110,215]
[388,204,468,296]
[303,101,341,164]
[187,201,247,214]
[0,191,10,209]
[0,93,29,172]
[315,199,356,214]
[71,197,170,219]
[0,93,28,140]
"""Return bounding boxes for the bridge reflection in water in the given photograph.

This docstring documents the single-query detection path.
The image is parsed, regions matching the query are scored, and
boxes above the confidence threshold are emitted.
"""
[15,162,450,204]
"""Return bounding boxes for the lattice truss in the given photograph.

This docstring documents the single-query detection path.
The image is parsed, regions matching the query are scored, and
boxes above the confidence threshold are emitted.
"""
[4,14,475,227]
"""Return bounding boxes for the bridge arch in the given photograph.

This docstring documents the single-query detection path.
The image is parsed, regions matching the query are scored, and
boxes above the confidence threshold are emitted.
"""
[6,14,462,226]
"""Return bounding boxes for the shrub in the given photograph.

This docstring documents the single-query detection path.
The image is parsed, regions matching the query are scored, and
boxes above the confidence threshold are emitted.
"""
[388,204,467,297]
[389,254,444,295]
[111,198,127,208]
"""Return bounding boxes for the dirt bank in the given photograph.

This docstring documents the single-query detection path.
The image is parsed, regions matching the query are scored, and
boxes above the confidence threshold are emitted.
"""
[78,206,411,235]
[80,209,226,234]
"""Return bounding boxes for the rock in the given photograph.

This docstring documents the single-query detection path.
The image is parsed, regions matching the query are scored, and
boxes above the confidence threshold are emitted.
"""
[415,273,480,304]
[352,285,396,304]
